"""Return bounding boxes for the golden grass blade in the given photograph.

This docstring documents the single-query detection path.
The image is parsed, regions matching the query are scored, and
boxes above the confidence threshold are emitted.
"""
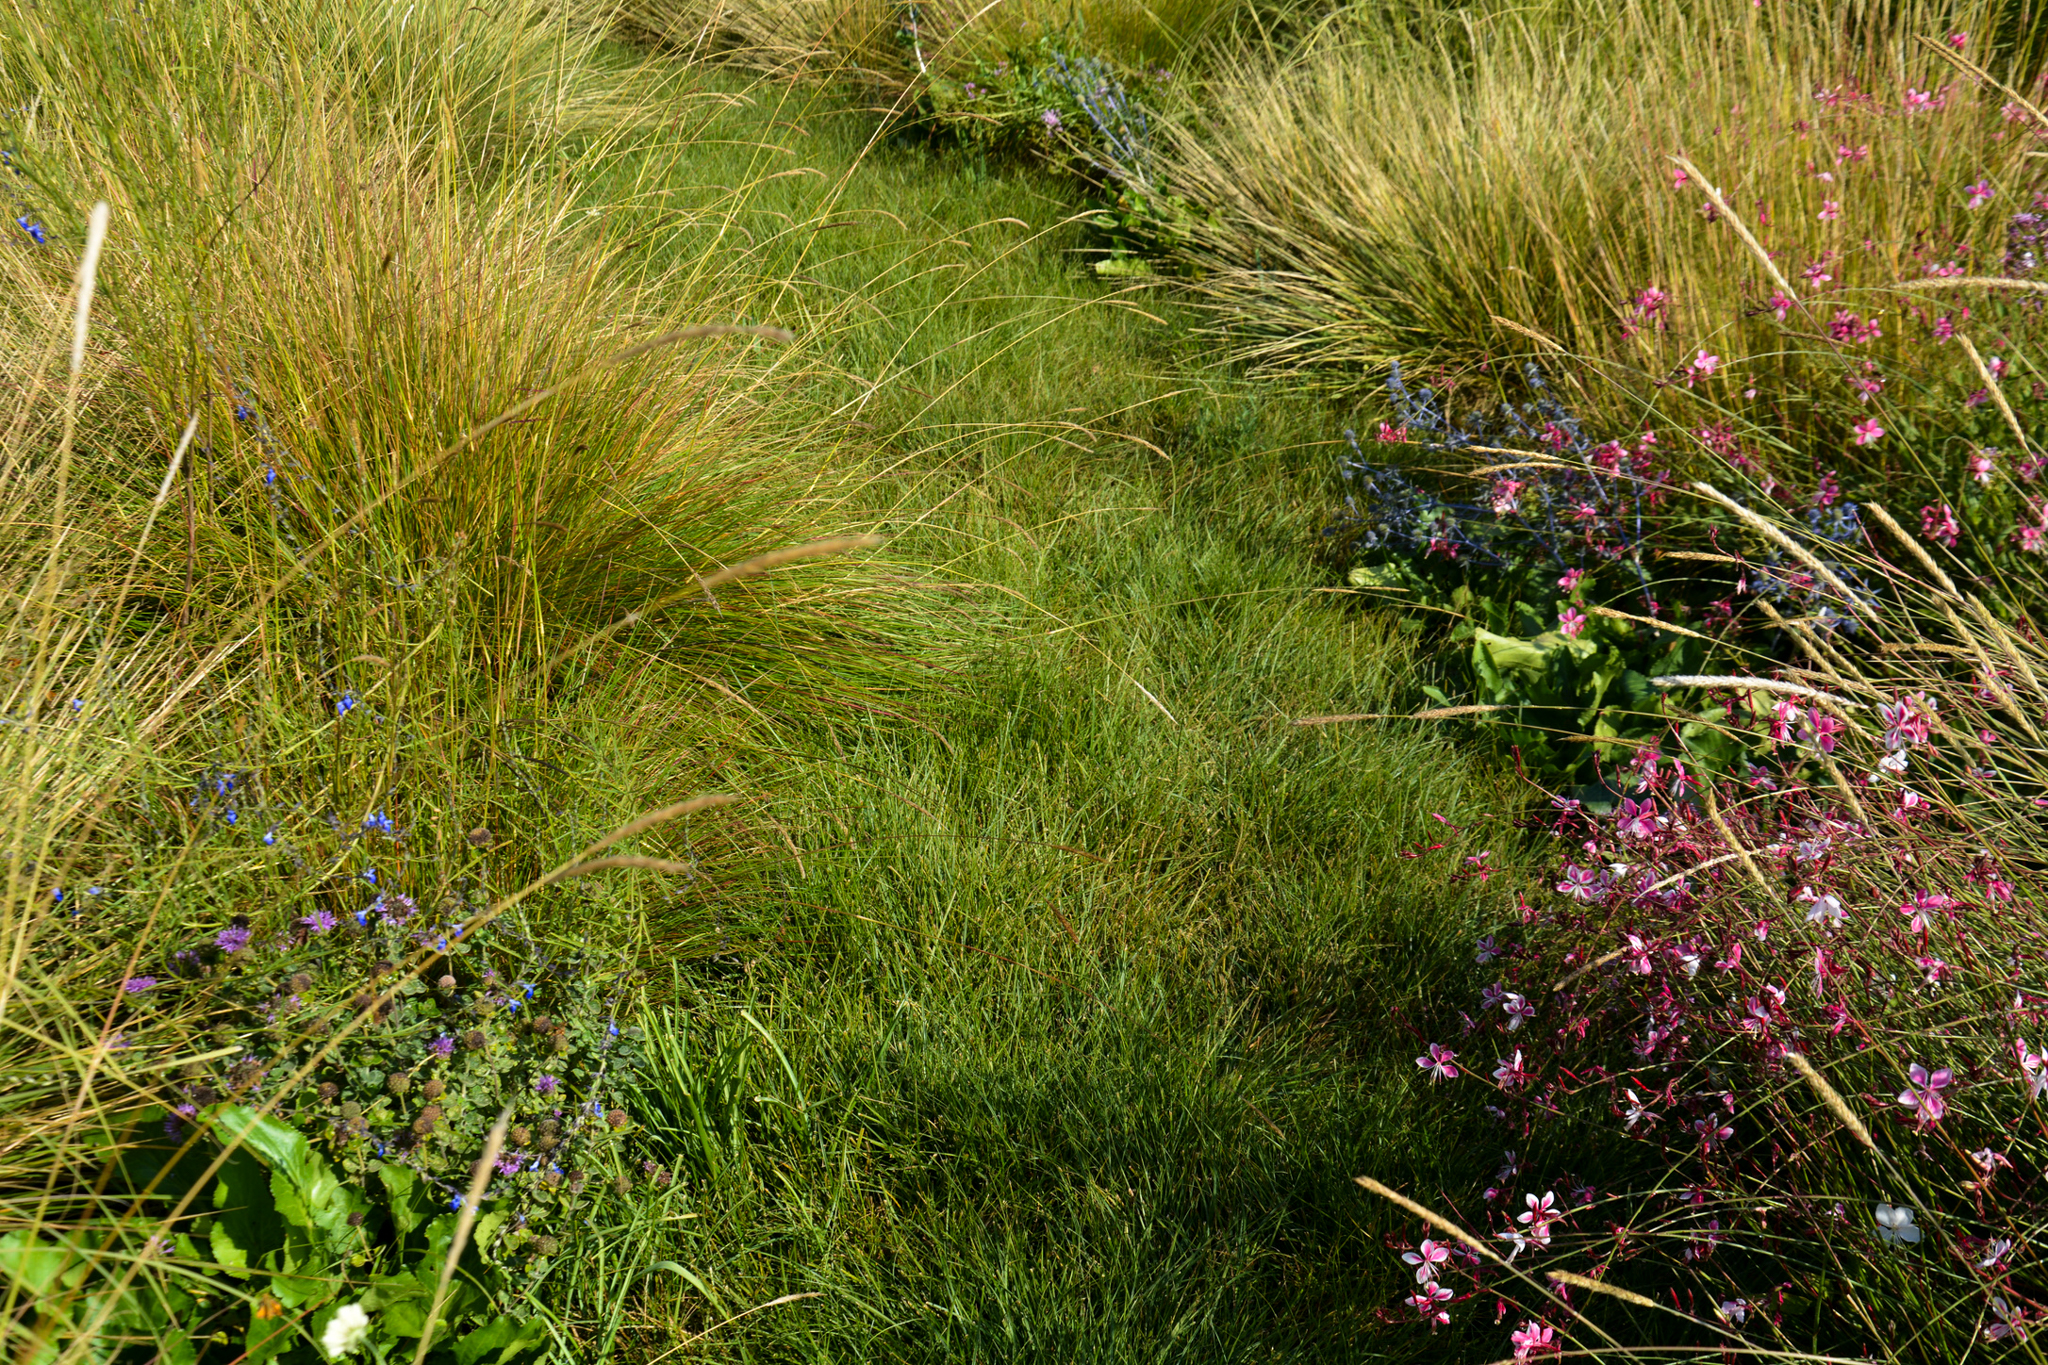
[1666,156,1794,297]
[69,203,111,378]
[413,1107,513,1365]
[1783,1051,1876,1152]
[1957,334,2031,455]
[1292,705,1504,726]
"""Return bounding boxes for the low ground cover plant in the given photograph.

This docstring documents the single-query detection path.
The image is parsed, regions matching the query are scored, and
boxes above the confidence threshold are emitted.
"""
[1362,523,2048,1360]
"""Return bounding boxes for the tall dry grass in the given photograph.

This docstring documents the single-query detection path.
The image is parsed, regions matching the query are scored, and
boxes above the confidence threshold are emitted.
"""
[1128,0,2047,422]
[613,0,1251,93]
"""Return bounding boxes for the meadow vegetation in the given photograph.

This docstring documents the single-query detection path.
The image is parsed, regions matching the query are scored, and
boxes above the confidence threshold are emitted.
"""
[8,0,2048,1361]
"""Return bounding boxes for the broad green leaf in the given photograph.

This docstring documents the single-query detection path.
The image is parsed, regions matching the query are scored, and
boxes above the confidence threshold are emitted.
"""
[450,1314,546,1365]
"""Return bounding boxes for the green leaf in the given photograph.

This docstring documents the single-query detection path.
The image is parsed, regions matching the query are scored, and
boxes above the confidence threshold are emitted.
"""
[379,1163,425,1236]
[451,1315,547,1365]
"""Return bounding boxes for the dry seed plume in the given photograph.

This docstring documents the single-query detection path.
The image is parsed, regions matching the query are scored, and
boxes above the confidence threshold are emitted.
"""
[1784,1051,1877,1151]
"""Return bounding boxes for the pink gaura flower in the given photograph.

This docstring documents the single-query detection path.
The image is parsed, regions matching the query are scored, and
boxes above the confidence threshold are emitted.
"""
[2016,1039,2047,1099]
[1804,713,1846,753]
[1797,886,1847,928]
[1558,606,1588,639]
[1557,567,1586,591]
[1503,993,1536,1031]
[1900,890,1955,934]
[1971,451,1997,483]
[1489,478,1526,515]
[1694,1112,1735,1151]
[1406,1281,1452,1325]
[1803,261,1834,286]
[1818,200,1842,221]
[1557,864,1606,901]
[1767,291,1795,321]
[1510,1320,1556,1359]
[2016,525,2047,555]
[1986,1296,2028,1344]
[1688,350,1720,385]
[1494,1049,1532,1089]
[1921,503,1960,548]
[1948,31,1968,47]
[1671,167,1690,189]
[1898,1061,1952,1126]
[1850,417,1884,446]
[1904,87,1937,112]
[1635,286,1667,313]
[1376,422,1407,444]
[1835,143,1869,163]
[1966,178,1995,208]
[1770,697,1804,743]
[1622,1088,1658,1128]
[1616,796,1658,840]
[1416,1042,1460,1082]
[1622,934,1654,974]
[1402,1237,1452,1282]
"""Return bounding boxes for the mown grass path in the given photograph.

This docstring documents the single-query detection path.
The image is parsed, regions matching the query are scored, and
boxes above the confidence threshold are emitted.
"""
[577,70,1537,1362]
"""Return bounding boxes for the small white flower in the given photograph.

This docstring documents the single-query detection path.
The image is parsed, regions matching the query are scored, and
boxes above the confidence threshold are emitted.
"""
[1875,1202,1922,1246]
[321,1303,373,1359]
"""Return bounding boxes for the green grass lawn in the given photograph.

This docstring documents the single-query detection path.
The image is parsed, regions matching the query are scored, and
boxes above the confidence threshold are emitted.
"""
[558,66,1539,1361]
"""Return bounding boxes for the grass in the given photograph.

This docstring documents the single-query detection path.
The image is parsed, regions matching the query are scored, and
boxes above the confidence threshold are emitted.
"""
[0,7,1549,1361]
[537,77,1537,1356]
[1123,0,2048,441]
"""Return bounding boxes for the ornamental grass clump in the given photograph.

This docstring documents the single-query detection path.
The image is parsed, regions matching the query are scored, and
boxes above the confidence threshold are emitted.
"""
[1122,0,2048,444]
[1361,495,2048,1359]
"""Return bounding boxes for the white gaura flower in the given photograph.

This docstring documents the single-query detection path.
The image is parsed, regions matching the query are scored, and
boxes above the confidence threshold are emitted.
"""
[321,1303,373,1359]
[1875,1202,1922,1246]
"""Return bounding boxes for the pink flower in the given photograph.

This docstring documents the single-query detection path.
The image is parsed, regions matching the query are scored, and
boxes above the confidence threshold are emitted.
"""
[1416,1043,1460,1082]
[1406,1282,1452,1325]
[1803,261,1834,286]
[2018,525,2046,554]
[1622,1089,1658,1128]
[1805,713,1846,753]
[1922,503,1960,548]
[1616,796,1658,840]
[1835,143,1869,163]
[1376,422,1407,443]
[2018,1039,2048,1099]
[1853,418,1884,446]
[1818,200,1842,221]
[1401,1237,1452,1282]
[1898,1061,1952,1126]
[1489,478,1527,515]
[1622,934,1654,974]
[1966,178,1995,208]
[1901,891,1956,934]
[1557,568,1586,591]
[1904,87,1937,112]
[1971,451,1997,484]
[1503,993,1536,1031]
[1798,886,1847,928]
[1770,697,1804,742]
[1767,291,1795,321]
[1493,1049,1532,1089]
[1986,1297,2028,1344]
[1688,350,1720,385]
[1693,1112,1735,1151]
[1948,31,1968,47]
[1556,864,1607,901]
[1635,286,1667,313]
[1511,1320,1556,1359]
[1671,167,1689,189]
[1558,606,1588,639]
